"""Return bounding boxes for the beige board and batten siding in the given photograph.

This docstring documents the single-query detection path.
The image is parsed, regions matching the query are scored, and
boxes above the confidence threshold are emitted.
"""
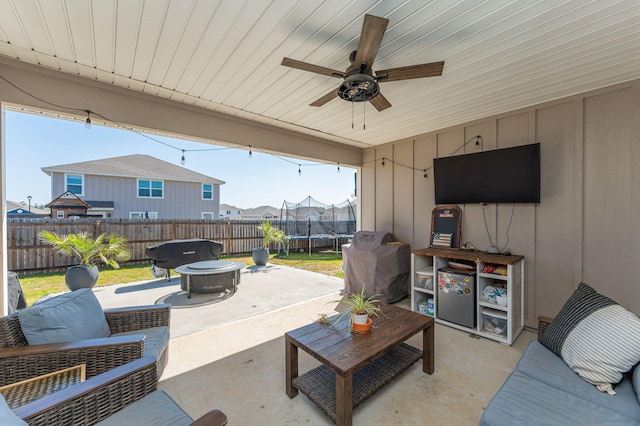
[360,79,640,327]
[50,173,220,219]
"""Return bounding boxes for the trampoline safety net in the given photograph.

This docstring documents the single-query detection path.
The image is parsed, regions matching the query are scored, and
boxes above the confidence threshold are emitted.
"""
[280,196,356,241]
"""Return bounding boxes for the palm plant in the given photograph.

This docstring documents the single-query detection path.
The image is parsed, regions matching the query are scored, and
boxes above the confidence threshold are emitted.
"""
[39,231,131,268]
[257,220,288,249]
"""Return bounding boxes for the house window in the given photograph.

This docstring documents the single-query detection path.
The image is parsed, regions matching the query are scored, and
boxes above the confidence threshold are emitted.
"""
[202,184,213,200]
[56,210,65,218]
[202,212,213,220]
[138,180,163,198]
[130,211,158,219]
[65,174,83,195]
[226,210,231,215]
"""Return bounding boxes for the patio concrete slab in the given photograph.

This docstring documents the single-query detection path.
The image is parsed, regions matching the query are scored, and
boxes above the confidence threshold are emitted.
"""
[93,264,345,338]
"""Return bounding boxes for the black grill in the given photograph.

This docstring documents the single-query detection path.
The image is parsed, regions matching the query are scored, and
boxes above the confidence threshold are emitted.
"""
[146,239,224,272]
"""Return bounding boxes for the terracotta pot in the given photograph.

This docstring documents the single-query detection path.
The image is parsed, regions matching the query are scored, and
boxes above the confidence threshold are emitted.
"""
[352,317,372,333]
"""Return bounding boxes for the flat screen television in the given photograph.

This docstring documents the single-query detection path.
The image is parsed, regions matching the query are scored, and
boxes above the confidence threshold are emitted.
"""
[433,143,540,204]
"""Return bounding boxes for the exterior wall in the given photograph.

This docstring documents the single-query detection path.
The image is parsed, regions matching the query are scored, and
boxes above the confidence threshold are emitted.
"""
[361,79,640,327]
[50,172,220,219]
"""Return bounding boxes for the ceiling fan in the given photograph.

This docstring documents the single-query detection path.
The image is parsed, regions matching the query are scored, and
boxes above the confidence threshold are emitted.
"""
[281,14,444,112]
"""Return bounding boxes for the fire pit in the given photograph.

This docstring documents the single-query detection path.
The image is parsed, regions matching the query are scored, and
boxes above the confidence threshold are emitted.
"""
[175,260,245,298]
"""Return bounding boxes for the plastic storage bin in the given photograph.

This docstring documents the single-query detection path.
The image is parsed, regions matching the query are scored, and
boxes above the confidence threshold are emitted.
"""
[417,275,433,290]
[482,308,507,336]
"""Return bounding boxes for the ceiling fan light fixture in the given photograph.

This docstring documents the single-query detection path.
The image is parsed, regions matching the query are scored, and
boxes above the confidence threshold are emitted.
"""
[338,73,379,102]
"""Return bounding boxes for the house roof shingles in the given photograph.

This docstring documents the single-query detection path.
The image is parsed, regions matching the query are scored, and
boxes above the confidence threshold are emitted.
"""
[41,154,225,185]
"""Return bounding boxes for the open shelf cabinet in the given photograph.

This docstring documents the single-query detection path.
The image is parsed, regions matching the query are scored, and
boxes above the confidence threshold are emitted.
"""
[411,247,524,345]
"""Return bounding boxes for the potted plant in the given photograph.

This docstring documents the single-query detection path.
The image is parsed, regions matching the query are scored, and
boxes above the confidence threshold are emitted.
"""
[331,286,382,333]
[38,230,131,291]
[252,220,288,266]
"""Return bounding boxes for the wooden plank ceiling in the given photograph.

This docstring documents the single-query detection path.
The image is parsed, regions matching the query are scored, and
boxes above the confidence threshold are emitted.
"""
[0,0,638,148]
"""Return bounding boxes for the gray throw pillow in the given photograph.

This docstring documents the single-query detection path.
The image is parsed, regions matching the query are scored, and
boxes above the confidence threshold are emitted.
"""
[19,288,111,345]
[540,282,640,394]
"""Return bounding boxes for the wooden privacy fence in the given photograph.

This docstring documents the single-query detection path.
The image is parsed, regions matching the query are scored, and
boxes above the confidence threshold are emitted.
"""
[7,218,352,274]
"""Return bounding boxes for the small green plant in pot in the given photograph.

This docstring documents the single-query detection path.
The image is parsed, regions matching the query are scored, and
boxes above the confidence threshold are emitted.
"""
[252,220,288,266]
[38,231,131,291]
[331,286,382,333]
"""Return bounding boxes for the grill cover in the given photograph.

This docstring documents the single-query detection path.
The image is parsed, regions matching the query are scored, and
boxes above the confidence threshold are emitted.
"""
[343,231,410,303]
[146,239,223,269]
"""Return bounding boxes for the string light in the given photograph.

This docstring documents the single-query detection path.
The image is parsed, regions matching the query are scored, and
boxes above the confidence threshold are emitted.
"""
[424,169,428,179]
[1,73,364,176]
[381,158,385,167]
[84,110,91,129]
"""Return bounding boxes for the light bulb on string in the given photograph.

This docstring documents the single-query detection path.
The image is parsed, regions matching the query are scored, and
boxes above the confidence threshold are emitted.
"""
[381,158,385,167]
[337,163,341,173]
[84,110,91,129]
[248,146,252,158]
[298,165,302,176]
[423,169,428,179]
[181,150,185,165]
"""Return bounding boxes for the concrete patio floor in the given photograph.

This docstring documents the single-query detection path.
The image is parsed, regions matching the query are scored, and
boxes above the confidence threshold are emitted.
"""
[94,264,535,425]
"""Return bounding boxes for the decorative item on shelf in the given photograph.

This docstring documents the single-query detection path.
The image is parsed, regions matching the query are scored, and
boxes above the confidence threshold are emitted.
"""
[430,205,462,250]
[330,286,382,333]
[482,263,508,276]
[38,231,131,291]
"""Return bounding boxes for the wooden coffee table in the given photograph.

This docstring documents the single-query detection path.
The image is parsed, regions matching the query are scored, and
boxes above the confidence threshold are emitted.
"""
[285,303,434,425]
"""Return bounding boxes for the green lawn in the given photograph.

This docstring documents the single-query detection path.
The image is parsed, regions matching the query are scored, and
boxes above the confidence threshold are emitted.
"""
[18,252,344,306]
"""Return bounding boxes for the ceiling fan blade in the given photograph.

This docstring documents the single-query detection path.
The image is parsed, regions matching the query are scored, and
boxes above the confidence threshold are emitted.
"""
[282,58,344,78]
[310,89,338,107]
[376,61,445,82]
[370,92,392,111]
[354,15,389,71]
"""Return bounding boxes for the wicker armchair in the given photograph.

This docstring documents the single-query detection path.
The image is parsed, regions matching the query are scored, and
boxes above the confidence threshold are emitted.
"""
[536,315,554,341]
[6,356,227,426]
[0,304,170,386]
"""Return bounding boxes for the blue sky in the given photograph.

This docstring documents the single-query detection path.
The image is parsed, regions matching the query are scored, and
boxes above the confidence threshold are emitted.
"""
[5,110,356,209]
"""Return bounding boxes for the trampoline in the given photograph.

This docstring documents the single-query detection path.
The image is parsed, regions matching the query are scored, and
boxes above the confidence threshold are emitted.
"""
[280,196,356,255]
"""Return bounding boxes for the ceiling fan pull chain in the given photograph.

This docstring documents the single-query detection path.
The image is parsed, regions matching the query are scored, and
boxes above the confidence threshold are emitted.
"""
[352,99,355,129]
[363,102,366,130]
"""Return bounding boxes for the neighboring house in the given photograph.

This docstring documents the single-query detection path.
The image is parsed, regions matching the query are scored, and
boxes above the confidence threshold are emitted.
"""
[45,191,91,218]
[219,204,242,219]
[6,200,49,218]
[41,154,224,220]
[239,205,281,220]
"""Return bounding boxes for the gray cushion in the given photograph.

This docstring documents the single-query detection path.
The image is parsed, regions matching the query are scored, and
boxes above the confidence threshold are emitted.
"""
[540,282,640,394]
[0,394,27,426]
[18,289,111,345]
[480,371,638,426]
[634,364,640,404]
[516,341,640,421]
[111,326,169,360]
[95,390,192,426]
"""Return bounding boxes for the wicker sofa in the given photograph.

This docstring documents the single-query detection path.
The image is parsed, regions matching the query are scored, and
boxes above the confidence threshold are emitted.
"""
[0,289,170,385]
[1,356,226,426]
[480,316,640,425]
